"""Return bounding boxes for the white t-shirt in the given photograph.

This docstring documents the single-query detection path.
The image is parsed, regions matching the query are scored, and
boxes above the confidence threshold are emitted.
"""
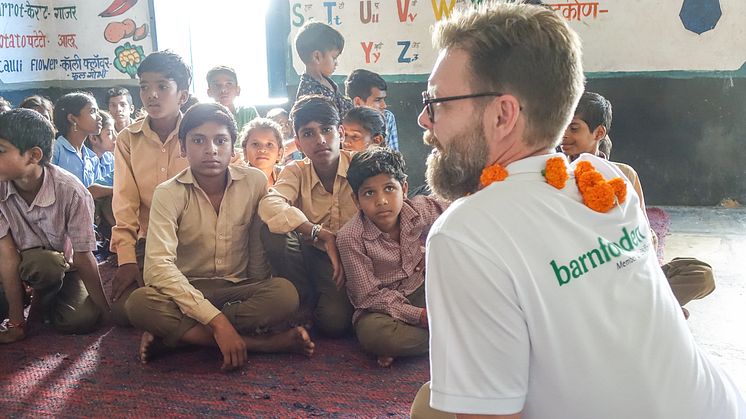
[426,153,744,419]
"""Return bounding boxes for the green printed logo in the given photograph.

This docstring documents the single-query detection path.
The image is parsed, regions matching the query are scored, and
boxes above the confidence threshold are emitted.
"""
[550,226,648,286]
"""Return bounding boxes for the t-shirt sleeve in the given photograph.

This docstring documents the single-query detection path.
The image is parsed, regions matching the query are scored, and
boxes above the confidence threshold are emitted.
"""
[426,231,528,415]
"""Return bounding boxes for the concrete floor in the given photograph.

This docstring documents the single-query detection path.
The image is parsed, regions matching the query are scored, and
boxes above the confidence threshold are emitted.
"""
[662,207,746,394]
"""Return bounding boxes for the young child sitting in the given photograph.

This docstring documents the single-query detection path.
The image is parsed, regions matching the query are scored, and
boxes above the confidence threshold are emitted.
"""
[294,22,353,117]
[337,147,447,367]
[562,91,715,318]
[345,69,399,151]
[341,106,386,152]
[241,117,285,188]
[125,103,313,370]
[86,110,117,245]
[52,92,112,202]
[258,95,356,337]
[106,87,135,134]
[110,50,192,326]
[206,66,258,132]
[266,107,303,163]
[0,109,110,343]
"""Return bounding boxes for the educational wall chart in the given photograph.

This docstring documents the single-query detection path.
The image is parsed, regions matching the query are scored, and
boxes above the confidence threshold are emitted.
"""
[0,0,153,84]
[289,0,746,76]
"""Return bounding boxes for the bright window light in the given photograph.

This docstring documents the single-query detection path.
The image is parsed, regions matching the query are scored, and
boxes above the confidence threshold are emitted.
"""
[152,0,282,106]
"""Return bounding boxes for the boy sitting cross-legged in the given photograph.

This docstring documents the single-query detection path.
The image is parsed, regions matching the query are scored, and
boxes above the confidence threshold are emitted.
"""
[125,103,313,370]
[337,147,447,367]
[258,95,356,338]
[0,109,110,343]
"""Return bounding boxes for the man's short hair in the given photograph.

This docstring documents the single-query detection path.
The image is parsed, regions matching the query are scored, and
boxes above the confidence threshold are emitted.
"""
[343,106,387,141]
[575,92,612,132]
[345,69,387,101]
[347,147,407,196]
[137,50,192,91]
[289,95,340,135]
[295,22,345,63]
[433,3,584,148]
[106,87,133,105]
[206,65,238,84]
[0,108,55,165]
[240,117,284,150]
[18,95,53,117]
[178,103,237,148]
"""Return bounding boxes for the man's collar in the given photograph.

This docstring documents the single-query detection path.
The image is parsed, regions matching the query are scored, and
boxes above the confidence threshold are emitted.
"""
[175,165,246,186]
[1,165,55,208]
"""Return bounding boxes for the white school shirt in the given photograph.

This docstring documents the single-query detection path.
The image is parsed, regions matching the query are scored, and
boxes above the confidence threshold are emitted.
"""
[426,153,745,419]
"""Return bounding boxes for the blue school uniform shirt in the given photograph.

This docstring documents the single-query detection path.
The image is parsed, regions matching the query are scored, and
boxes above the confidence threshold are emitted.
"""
[52,135,101,187]
[97,151,115,187]
[384,109,399,151]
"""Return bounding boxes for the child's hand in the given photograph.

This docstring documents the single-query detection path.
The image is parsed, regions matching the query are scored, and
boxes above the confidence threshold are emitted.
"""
[112,263,141,301]
[317,229,345,289]
[209,314,247,371]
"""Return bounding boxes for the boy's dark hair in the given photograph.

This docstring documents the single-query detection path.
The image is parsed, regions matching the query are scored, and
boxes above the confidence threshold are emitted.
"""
[345,69,387,100]
[575,91,612,132]
[343,106,387,142]
[295,22,345,63]
[19,95,53,116]
[0,108,55,165]
[290,95,340,135]
[178,103,237,148]
[106,87,133,105]
[54,92,96,137]
[347,147,407,196]
[241,117,284,149]
[137,50,192,91]
[206,66,238,84]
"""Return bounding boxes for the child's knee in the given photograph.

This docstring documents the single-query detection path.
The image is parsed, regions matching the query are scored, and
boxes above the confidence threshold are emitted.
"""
[314,299,353,337]
[19,249,67,290]
[124,287,158,329]
[53,299,100,334]
[269,277,300,316]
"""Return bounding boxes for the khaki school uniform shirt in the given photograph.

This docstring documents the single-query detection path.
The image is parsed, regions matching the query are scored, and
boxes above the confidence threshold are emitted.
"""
[111,115,189,265]
[143,165,271,325]
[258,150,357,234]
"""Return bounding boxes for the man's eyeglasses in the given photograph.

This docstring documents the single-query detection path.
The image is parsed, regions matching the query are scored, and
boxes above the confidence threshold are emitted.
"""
[421,91,504,123]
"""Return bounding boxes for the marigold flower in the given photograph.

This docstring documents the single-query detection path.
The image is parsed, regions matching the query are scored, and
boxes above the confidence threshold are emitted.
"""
[609,177,627,204]
[544,157,568,189]
[583,183,616,213]
[480,163,508,188]
[576,170,604,193]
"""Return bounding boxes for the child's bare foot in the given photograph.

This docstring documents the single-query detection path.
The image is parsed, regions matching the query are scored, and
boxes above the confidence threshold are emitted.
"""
[377,356,395,368]
[0,325,25,344]
[139,332,169,364]
[245,326,315,357]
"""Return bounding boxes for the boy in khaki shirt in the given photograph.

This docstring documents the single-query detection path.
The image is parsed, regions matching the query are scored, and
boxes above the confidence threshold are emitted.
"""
[125,103,313,370]
[259,95,357,337]
[110,51,192,325]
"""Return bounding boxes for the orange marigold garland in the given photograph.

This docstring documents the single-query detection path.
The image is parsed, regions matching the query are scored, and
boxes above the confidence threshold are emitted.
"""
[480,163,508,188]
[573,161,627,213]
[542,157,568,189]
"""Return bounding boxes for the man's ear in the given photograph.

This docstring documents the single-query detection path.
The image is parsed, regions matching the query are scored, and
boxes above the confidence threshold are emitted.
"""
[401,180,409,197]
[337,125,345,141]
[235,85,241,97]
[178,91,189,106]
[311,50,322,64]
[372,134,384,146]
[353,97,364,107]
[180,142,187,157]
[486,94,521,143]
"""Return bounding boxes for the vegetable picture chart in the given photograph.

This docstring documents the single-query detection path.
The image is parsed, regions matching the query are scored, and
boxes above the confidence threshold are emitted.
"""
[288,0,746,77]
[0,0,154,83]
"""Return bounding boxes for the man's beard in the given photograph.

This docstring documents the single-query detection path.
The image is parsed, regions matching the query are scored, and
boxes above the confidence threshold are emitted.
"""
[424,123,489,201]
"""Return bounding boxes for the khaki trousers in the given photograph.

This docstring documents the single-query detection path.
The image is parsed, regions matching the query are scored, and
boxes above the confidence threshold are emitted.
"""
[662,257,715,306]
[261,226,354,337]
[410,382,455,419]
[0,248,100,334]
[355,284,429,357]
[125,277,298,346]
[110,238,145,327]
